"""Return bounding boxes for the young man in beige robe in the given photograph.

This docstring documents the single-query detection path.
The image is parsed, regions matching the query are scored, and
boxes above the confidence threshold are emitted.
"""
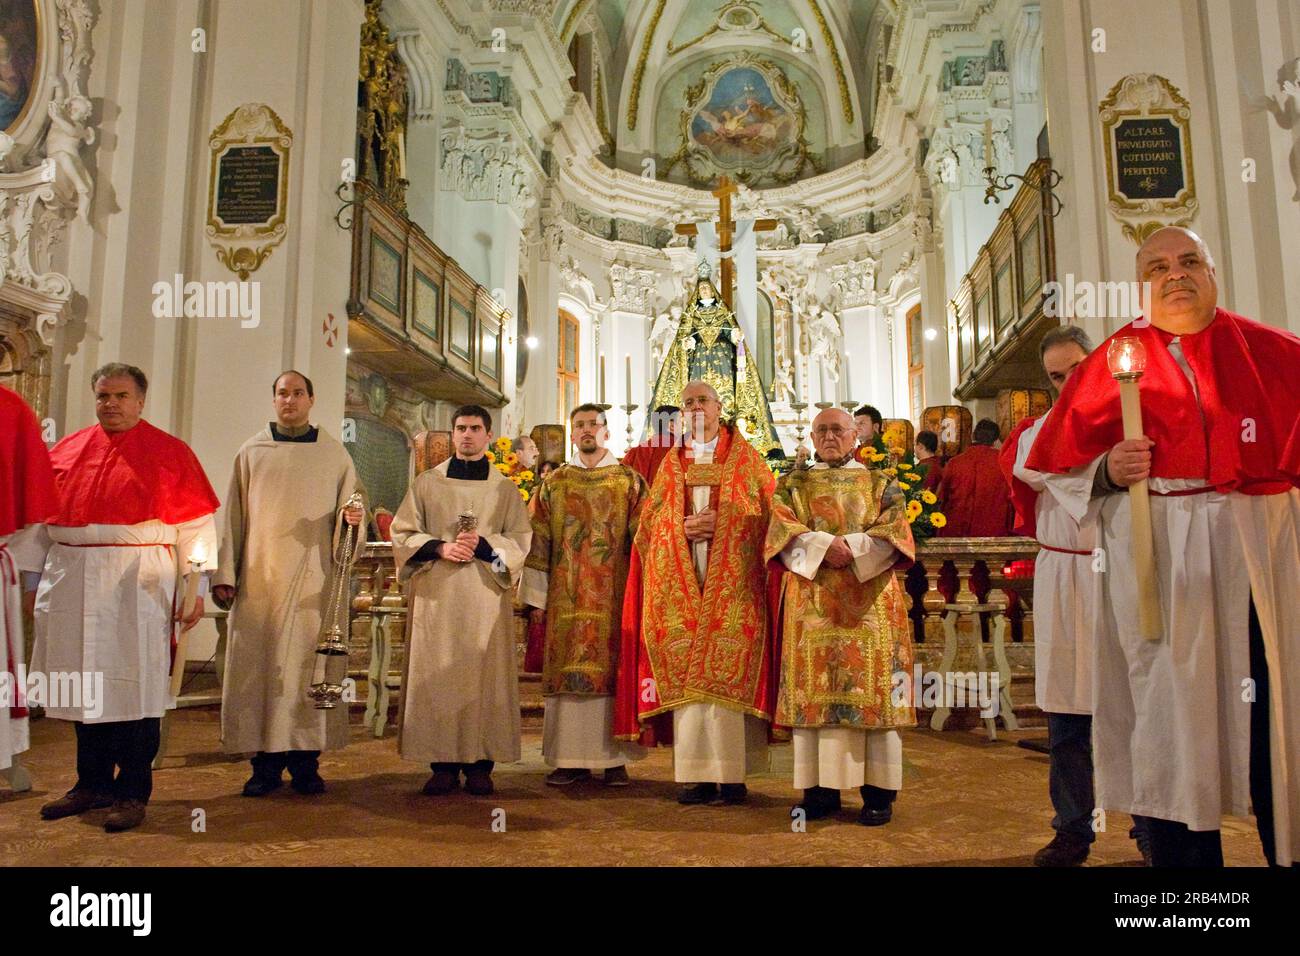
[391,404,531,797]
[213,371,366,797]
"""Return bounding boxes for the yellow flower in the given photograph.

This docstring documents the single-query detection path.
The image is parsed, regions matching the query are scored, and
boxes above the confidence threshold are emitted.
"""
[520,488,530,502]
[504,451,519,467]
[869,452,886,462]
[495,437,512,452]
[898,481,911,491]
[484,450,496,463]
[889,446,905,458]
[930,512,947,528]
[510,474,523,485]
[882,467,898,477]
[906,500,923,518]
[921,490,937,505]
[902,471,920,481]
[907,513,917,524]
[495,462,511,475]
[519,470,534,482]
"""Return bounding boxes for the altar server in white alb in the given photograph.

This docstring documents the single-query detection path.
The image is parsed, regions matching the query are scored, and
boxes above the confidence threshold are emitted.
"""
[1002,325,1149,867]
[31,364,219,833]
[1027,228,1300,868]
[213,370,366,798]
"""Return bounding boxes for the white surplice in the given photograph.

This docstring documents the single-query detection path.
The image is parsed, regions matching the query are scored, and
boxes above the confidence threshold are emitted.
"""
[1042,339,1300,865]
[670,433,768,784]
[779,460,904,791]
[0,527,45,769]
[29,516,219,722]
[520,449,644,770]
[1012,413,1097,715]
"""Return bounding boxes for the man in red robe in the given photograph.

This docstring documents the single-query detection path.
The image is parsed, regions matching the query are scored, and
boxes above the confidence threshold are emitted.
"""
[616,382,777,805]
[937,418,1014,536]
[914,429,944,492]
[30,364,220,833]
[1026,227,1300,867]
[1,387,60,787]
[621,404,680,490]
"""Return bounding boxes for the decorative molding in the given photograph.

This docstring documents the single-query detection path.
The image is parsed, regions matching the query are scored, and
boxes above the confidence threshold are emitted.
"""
[609,262,658,314]
[1010,4,1042,103]
[829,256,878,309]
[393,30,438,123]
[626,0,668,131]
[805,0,853,125]
[439,126,537,217]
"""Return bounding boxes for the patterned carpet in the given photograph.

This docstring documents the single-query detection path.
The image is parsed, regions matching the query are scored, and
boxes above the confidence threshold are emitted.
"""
[0,710,1267,867]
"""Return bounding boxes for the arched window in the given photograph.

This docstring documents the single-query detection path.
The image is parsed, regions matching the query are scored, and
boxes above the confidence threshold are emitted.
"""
[558,308,580,422]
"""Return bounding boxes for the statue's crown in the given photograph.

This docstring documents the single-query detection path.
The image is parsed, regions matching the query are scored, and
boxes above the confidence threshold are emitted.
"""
[695,260,713,280]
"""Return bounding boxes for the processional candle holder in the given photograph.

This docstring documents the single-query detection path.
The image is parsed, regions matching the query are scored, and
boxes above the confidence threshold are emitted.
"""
[308,493,366,709]
[621,403,639,450]
[1106,336,1162,642]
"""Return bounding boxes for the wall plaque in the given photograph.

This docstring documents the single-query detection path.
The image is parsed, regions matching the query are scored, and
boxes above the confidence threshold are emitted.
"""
[1099,74,1197,244]
[207,103,292,278]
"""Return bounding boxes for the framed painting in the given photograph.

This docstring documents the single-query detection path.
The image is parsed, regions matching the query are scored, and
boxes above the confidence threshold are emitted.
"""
[0,0,39,134]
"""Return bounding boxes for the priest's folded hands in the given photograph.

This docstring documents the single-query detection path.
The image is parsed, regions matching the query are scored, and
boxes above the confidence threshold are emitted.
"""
[683,507,716,541]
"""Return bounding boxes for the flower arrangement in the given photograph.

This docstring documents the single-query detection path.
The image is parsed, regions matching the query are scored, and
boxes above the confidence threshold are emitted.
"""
[856,435,947,539]
[485,436,537,503]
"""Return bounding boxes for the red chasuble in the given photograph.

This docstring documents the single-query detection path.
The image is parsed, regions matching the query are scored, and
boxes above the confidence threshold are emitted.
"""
[937,444,1014,537]
[49,419,220,527]
[0,386,60,537]
[615,425,778,746]
[999,415,1040,539]
[1026,309,1300,492]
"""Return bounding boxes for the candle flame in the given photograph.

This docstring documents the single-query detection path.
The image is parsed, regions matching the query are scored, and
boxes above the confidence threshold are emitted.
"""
[189,539,209,566]
[1119,350,1132,373]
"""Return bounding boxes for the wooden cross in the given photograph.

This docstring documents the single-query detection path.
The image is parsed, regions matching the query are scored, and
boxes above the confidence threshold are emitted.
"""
[674,175,779,310]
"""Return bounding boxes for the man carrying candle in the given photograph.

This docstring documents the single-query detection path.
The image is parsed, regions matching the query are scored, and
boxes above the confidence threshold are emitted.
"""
[31,364,219,833]
[521,404,646,786]
[212,371,367,798]
[0,386,61,783]
[616,380,778,806]
[391,405,532,797]
[1027,227,1300,867]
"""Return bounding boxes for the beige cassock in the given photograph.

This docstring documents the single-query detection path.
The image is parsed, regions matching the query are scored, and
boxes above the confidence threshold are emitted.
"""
[30,516,219,722]
[1,527,46,768]
[391,459,531,765]
[1042,338,1300,865]
[1011,412,1096,715]
[214,428,366,754]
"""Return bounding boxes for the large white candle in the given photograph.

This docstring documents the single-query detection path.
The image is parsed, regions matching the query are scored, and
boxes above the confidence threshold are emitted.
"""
[172,538,209,697]
[625,354,631,407]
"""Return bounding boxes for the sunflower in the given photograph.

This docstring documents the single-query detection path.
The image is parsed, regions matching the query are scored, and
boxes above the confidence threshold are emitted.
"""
[898,481,911,491]
[906,500,923,519]
[882,467,898,477]
[510,474,523,485]
[484,450,496,464]
[921,490,937,505]
[929,512,947,528]
[495,462,511,475]
[495,437,512,452]
[503,451,520,467]
[520,488,530,502]
[869,452,886,462]
[519,470,534,482]
[907,513,917,524]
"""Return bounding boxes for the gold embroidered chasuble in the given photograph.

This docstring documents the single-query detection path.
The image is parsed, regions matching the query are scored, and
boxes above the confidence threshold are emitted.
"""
[764,467,917,729]
[526,462,645,696]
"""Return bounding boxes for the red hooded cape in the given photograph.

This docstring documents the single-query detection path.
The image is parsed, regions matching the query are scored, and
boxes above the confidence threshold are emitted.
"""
[49,419,220,527]
[1,387,60,537]
[999,415,1040,539]
[1025,309,1300,493]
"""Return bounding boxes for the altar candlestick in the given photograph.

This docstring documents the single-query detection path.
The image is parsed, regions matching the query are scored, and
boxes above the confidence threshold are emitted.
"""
[599,354,606,405]
[625,354,632,407]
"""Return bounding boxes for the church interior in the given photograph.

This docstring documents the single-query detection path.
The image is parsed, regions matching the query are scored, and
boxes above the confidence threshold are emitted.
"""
[2,0,1298,880]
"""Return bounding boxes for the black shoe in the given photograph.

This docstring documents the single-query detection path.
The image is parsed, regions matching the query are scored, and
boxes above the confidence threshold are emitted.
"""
[858,784,896,826]
[717,783,748,805]
[422,769,459,796]
[1129,824,1153,867]
[463,769,494,796]
[603,766,630,787]
[290,772,326,795]
[545,768,592,787]
[677,783,718,805]
[793,786,841,821]
[1033,832,1091,867]
[242,774,284,797]
[40,788,113,820]
[103,799,147,833]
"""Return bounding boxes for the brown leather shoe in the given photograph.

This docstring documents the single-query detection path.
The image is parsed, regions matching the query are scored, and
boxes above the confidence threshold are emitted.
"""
[103,799,147,833]
[40,788,112,820]
[1033,832,1091,866]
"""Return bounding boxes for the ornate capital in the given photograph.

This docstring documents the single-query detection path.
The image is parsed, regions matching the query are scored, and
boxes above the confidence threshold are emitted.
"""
[829,257,879,309]
[609,263,657,314]
[439,128,537,217]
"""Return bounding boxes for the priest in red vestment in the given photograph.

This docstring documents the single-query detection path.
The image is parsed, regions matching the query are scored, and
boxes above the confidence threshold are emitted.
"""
[621,404,681,490]
[1026,227,1300,868]
[616,381,777,806]
[1,387,60,785]
[30,364,220,833]
[937,418,1014,537]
